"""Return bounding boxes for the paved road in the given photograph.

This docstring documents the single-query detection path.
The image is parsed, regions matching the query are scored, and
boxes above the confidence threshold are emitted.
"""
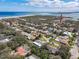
[70,37,79,59]
[70,44,79,59]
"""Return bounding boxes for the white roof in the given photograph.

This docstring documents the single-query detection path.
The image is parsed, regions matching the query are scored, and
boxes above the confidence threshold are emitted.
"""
[33,41,42,47]
[0,38,9,43]
[25,55,40,59]
[63,31,72,37]
[55,37,61,41]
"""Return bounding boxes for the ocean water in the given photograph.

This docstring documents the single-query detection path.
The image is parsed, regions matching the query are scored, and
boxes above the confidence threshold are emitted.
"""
[0,12,32,17]
[0,12,79,21]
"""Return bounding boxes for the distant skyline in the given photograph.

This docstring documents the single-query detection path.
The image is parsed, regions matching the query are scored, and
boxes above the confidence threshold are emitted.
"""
[0,0,79,12]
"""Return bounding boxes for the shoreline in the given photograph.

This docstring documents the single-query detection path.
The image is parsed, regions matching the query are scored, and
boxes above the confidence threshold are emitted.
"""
[0,14,34,20]
[0,14,79,21]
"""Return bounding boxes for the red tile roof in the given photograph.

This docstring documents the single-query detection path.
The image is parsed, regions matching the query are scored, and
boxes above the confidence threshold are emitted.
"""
[16,47,26,56]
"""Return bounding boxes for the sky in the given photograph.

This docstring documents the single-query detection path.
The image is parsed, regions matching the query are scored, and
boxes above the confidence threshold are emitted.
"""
[0,0,79,12]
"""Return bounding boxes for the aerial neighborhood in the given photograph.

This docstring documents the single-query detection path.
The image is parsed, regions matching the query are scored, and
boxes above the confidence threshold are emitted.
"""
[0,15,79,59]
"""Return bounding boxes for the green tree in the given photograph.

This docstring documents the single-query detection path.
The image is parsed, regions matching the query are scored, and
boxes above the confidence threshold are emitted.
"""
[7,41,19,50]
[0,44,7,51]
[49,55,61,59]
[7,35,26,50]
[68,36,75,46]
[12,35,26,45]
[58,44,71,59]
[0,22,5,29]
[2,28,16,36]
[31,45,49,59]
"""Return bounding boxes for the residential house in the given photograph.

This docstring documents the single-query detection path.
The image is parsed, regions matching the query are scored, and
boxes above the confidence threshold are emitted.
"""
[63,31,73,37]
[0,36,10,43]
[25,54,40,59]
[33,34,50,48]
[55,36,69,45]
[46,41,60,54]
[33,40,47,48]
[11,44,31,56]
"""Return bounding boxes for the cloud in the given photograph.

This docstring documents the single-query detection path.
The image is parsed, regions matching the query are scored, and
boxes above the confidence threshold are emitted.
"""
[0,0,79,12]
[25,0,79,12]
